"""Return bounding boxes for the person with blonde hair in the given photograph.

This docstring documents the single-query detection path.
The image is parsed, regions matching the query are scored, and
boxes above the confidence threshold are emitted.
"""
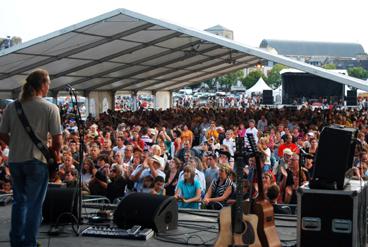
[203,164,233,209]
[258,136,272,172]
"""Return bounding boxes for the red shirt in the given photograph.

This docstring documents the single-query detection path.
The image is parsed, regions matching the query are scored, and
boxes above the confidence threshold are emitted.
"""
[278,143,299,157]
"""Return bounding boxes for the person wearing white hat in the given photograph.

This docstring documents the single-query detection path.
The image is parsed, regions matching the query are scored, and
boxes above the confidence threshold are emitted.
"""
[273,148,293,184]
[130,155,166,192]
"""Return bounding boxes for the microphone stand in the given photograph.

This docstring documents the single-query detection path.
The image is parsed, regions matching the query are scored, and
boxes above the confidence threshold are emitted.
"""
[298,153,305,187]
[297,145,308,187]
[67,87,85,235]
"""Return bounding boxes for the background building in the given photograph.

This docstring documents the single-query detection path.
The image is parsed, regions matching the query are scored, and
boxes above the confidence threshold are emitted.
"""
[259,39,367,69]
[205,25,234,40]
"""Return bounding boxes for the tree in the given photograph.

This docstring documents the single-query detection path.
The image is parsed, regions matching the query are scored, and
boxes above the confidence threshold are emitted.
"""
[267,64,286,89]
[322,64,336,70]
[348,67,368,80]
[202,78,216,90]
[217,69,244,90]
[242,70,266,89]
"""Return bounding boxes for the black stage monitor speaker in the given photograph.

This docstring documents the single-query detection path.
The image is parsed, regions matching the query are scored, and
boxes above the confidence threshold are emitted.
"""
[310,125,357,190]
[346,90,357,106]
[42,187,79,224]
[113,193,178,233]
[262,90,273,104]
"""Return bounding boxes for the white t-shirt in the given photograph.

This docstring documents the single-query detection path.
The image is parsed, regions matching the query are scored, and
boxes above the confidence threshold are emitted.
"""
[246,127,259,143]
[113,145,125,155]
[222,138,235,156]
[264,147,271,165]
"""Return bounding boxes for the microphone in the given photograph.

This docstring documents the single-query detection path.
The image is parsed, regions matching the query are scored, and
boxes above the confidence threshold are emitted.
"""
[65,84,75,92]
[296,144,314,158]
[298,146,308,156]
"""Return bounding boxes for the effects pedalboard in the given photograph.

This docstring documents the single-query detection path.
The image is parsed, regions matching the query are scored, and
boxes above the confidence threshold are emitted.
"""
[81,225,154,240]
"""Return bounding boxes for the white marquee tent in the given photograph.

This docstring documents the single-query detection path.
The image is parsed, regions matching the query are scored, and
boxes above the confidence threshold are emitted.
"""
[246,77,272,96]
[0,8,367,101]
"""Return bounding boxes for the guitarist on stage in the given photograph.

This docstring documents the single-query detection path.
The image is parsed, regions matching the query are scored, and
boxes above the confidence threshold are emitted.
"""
[0,69,63,247]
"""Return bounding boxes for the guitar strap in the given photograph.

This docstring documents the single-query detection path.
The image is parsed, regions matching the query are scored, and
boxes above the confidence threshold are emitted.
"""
[14,100,55,165]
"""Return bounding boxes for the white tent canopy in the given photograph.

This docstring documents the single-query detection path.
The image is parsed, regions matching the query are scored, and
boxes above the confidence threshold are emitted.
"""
[273,85,282,104]
[246,77,272,96]
[0,8,367,99]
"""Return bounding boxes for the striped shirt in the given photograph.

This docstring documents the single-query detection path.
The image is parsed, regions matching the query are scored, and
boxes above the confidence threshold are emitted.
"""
[210,177,233,199]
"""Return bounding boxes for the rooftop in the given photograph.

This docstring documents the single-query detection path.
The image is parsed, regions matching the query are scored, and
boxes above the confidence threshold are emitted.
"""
[260,39,365,57]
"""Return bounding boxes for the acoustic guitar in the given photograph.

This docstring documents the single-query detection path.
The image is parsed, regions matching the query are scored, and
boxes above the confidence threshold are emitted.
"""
[247,133,281,247]
[215,137,261,247]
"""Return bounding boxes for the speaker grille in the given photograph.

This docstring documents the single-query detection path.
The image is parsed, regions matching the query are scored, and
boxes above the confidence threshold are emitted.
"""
[113,193,178,233]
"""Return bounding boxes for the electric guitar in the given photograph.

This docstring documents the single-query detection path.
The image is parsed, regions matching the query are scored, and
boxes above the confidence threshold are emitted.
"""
[247,133,281,247]
[48,148,61,180]
[215,137,261,247]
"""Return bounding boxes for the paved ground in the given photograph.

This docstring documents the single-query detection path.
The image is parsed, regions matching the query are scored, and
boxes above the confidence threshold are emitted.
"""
[0,202,297,247]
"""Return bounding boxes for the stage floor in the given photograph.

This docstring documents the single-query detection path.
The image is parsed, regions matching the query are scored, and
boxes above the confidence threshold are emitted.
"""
[0,203,297,247]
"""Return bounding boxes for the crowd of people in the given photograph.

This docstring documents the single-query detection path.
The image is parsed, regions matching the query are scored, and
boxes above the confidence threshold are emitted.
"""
[2,99,368,211]
[4,104,368,209]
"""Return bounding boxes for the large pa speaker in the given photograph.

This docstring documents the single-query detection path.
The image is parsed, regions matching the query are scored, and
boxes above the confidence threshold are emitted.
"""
[262,90,273,104]
[346,90,357,106]
[42,187,79,224]
[310,125,357,190]
[263,89,272,97]
[113,193,178,233]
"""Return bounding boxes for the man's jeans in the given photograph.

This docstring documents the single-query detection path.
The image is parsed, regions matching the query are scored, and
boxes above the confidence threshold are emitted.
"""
[9,160,48,247]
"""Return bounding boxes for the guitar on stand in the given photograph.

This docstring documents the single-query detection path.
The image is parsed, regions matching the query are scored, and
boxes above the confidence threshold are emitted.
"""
[215,136,261,247]
[247,133,281,247]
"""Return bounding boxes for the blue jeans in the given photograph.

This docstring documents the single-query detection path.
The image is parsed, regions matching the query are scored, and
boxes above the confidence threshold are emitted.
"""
[9,160,49,247]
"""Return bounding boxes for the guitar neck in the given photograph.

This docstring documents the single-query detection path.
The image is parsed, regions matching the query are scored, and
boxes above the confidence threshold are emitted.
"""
[232,137,248,234]
[245,133,266,201]
[254,154,265,201]
[234,157,245,223]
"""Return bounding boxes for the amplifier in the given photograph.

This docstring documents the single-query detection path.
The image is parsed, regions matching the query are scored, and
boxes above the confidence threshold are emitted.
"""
[81,225,154,240]
[297,180,367,247]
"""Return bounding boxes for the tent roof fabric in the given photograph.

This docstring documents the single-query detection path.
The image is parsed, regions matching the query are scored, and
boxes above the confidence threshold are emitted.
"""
[246,77,272,95]
[259,39,365,57]
[0,8,367,95]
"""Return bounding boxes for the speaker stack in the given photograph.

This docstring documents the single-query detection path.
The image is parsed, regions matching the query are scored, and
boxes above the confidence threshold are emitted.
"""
[262,90,273,104]
[298,125,365,246]
[113,193,178,233]
[310,125,357,190]
[346,90,357,106]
